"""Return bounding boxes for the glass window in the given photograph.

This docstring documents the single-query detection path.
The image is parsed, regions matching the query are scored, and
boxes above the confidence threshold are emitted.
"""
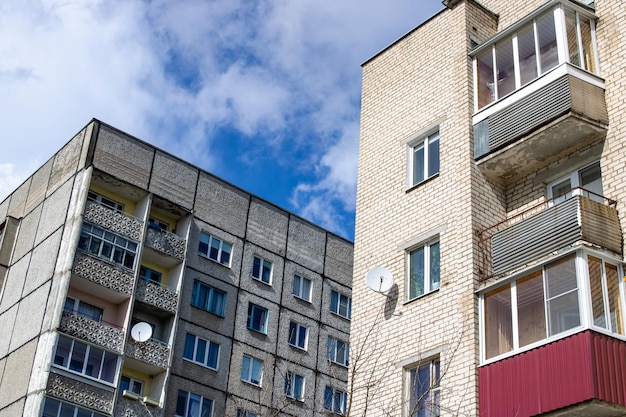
[191,281,226,317]
[236,411,259,417]
[183,333,220,370]
[327,336,349,367]
[199,232,232,266]
[548,161,603,204]
[331,290,352,320]
[484,285,513,360]
[293,274,312,301]
[517,271,546,347]
[408,359,440,417]
[119,375,144,396]
[284,371,305,400]
[545,255,580,336]
[175,390,214,417]
[411,131,440,186]
[64,297,103,322]
[241,355,263,386]
[288,321,308,350]
[252,256,272,284]
[77,223,137,269]
[476,48,495,109]
[42,397,109,417]
[495,36,515,97]
[408,239,440,300]
[247,304,268,334]
[139,265,162,284]
[87,191,124,214]
[517,23,537,86]
[53,335,118,384]
[148,216,169,232]
[324,386,347,415]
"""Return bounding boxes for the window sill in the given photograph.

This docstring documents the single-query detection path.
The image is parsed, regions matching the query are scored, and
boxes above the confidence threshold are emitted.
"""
[405,173,439,193]
[247,327,268,336]
[251,276,272,286]
[189,304,225,318]
[328,360,349,369]
[288,343,308,352]
[241,379,263,389]
[330,312,351,321]
[404,287,440,305]
[182,357,218,372]
[198,252,231,268]
[293,295,312,303]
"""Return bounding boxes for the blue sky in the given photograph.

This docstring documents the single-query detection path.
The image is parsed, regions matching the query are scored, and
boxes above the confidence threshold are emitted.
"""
[0,0,443,240]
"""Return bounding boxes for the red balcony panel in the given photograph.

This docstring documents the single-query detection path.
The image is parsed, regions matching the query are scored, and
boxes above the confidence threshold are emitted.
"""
[479,331,626,417]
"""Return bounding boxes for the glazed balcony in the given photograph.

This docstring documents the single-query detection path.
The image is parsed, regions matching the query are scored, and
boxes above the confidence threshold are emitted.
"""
[144,224,186,260]
[135,279,178,313]
[479,330,626,417]
[125,338,171,369]
[478,193,621,280]
[114,393,163,417]
[58,310,124,353]
[46,372,114,415]
[83,199,143,241]
[72,252,135,296]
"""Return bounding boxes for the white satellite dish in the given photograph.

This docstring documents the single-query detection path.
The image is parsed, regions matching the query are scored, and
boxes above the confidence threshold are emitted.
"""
[365,267,394,293]
[131,322,153,343]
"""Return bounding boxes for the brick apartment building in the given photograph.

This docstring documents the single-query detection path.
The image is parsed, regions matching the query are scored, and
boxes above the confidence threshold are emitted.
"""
[352,0,626,416]
[0,119,353,417]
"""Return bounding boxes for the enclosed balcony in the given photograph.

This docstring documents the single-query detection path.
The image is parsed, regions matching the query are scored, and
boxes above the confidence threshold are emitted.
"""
[83,195,143,241]
[471,0,608,185]
[59,310,124,353]
[478,192,621,280]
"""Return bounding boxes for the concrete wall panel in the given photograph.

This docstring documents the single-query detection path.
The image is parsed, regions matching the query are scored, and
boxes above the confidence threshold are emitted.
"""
[0,338,37,410]
[11,204,42,263]
[6,178,31,219]
[0,305,17,358]
[324,235,353,288]
[48,126,88,195]
[149,151,198,210]
[0,253,30,314]
[246,198,289,256]
[34,179,72,247]
[286,218,325,274]
[280,261,322,322]
[23,229,62,296]
[239,242,284,305]
[24,160,52,215]
[9,282,50,352]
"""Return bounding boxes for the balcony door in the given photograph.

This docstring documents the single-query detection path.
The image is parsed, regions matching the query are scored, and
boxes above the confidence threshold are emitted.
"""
[548,161,603,205]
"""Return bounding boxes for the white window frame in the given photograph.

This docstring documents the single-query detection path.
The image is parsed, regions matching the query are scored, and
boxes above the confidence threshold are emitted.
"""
[87,190,125,214]
[42,397,109,417]
[241,355,263,386]
[288,321,309,350]
[292,274,312,302]
[199,232,232,267]
[407,130,440,188]
[183,333,220,370]
[247,303,269,334]
[406,358,441,417]
[64,297,104,322]
[546,161,603,205]
[252,255,273,285]
[148,215,169,232]
[236,411,259,417]
[78,222,137,269]
[284,371,305,400]
[175,390,214,417]
[52,335,119,385]
[119,374,145,396]
[407,238,441,301]
[139,265,163,285]
[324,386,347,415]
[327,336,349,367]
[191,280,227,317]
[330,290,352,320]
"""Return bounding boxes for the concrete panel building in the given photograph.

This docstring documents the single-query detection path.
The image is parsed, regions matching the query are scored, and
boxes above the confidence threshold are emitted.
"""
[352,0,626,416]
[0,119,353,417]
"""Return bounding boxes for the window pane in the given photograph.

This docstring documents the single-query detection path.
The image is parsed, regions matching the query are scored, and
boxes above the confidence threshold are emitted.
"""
[545,255,577,299]
[495,36,515,97]
[545,255,580,336]
[101,351,117,383]
[220,242,232,265]
[69,342,86,372]
[579,162,603,200]
[252,257,261,278]
[54,336,72,367]
[261,259,271,283]
[427,135,439,178]
[331,291,338,313]
[196,338,207,364]
[537,11,558,74]
[176,391,188,416]
[565,9,580,67]
[209,239,220,260]
[42,398,60,417]
[184,334,195,360]
[476,48,495,109]
[579,15,596,73]
[207,342,219,369]
[301,277,311,300]
[324,386,333,411]
[430,242,440,290]
[409,247,425,299]
[588,256,607,328]
[413,144,425,185]
[606,263,624,335]
[85,347,103,378]
[517,23,538,85]
[547,290,580,335]
[484,285,513,359]
[517,270,546,347]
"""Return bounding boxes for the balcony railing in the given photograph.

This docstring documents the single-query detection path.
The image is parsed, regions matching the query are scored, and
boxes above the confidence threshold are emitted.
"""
[59,310,124,353]
[83,199,143,241]
[46,372,114,415]
[135,279,178,313]
[144,225,186,260]
[72,252,135,296]
[125,338,171,369]
[114,394,163,417]
[477,191,621,280]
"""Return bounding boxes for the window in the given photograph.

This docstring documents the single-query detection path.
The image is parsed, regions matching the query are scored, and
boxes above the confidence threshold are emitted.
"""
[409,131,440,186]
[78,223,137,269]
[241,355,263,386]
[119,375,144,396]
[236,411,259,417]
[139,265,162,284]
[408,239,440,300]
[288,321,308,350]
[42,397,108,417]
[175,390,214,417]
[252,256,272,284]
[247,304,268,334]
[331,291,352,320]
[53,335,118,383]
[183,333,220,370]
[327,336,349,367]
[408,359,441,417]
[474,5,599,110]
[284,371,305,400]
[547,161,603,205]
[191,281,226,317]
[148,216,169,231]
[199,232,232,266]
[87,190,124,214]
[292,274,312,301]
[64,297,103,322]
[324,386,347,415]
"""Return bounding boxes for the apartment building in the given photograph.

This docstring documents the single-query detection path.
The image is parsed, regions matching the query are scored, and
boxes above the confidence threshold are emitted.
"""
[0,119,353,417]
[353,0,626,416]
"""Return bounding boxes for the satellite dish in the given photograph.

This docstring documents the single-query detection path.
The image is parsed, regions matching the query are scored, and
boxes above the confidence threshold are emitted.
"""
[131,322,153,343]
[365,267,394,293]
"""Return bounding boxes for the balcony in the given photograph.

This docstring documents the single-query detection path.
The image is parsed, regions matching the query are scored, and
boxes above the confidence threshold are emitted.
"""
[58,310,124,353]
[479,330,626,417]
[125,338,171,369]
[135,279,178,313]
[72,252,135,296]
[478,193,621,280]
[144,225,186,260]
[46,372,114,415]
[83,199,143,241]
[114,394,163,417]
[474,67,608,185]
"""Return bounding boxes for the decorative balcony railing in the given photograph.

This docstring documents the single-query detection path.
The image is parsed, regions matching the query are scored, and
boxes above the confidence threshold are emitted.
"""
[125,338,170,369]
[477,192,621,280]
[83,199,143,241]
[46,372,114,415]
[59,311,124,353]
[135,279,178,313]
[114,394,163,417]
[144,226,186,260]
[73,252,134,296]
